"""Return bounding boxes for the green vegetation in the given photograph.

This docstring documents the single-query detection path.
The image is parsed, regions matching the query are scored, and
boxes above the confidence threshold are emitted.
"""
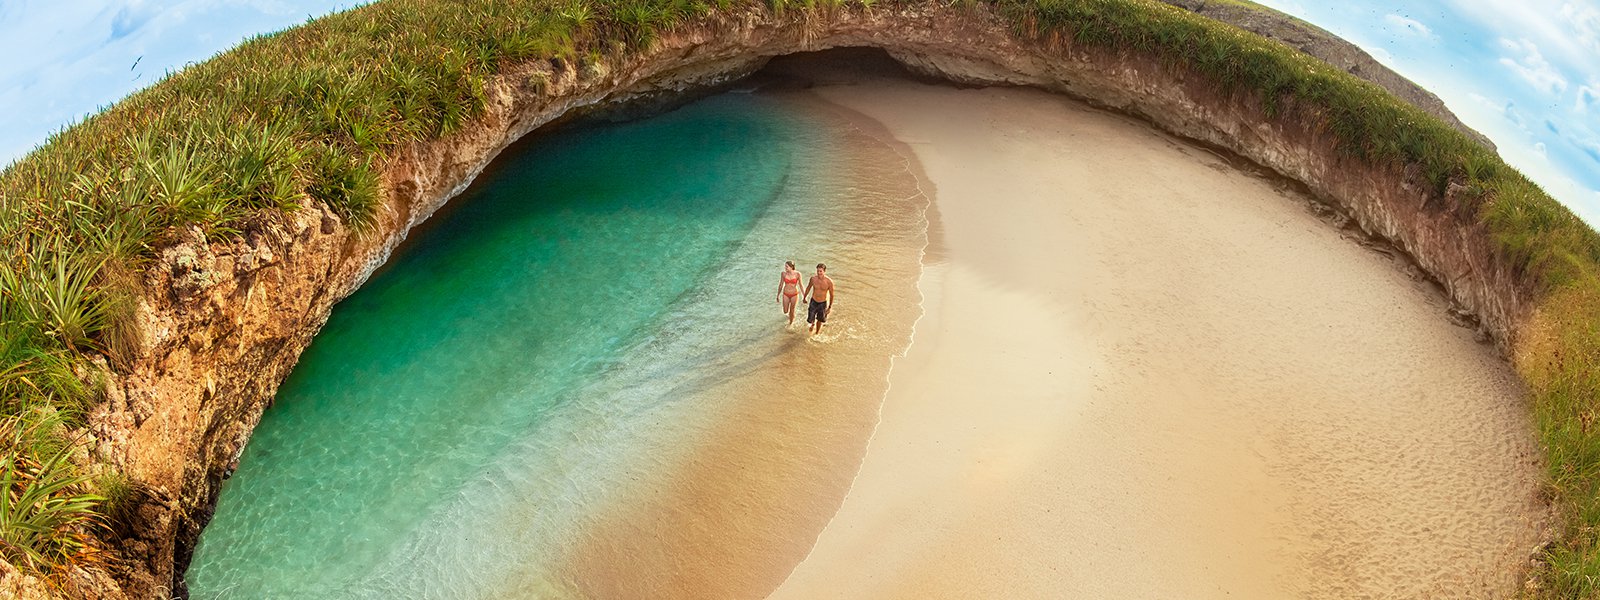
[0,0,1596,595]
[0,410,105,585]
[1,0,722,583]
[1523,285,1600,595]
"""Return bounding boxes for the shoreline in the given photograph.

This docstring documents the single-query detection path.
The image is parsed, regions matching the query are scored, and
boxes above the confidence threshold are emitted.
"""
[16,0,1573,590]
[766,59,1550,598]
[763,80,949,589]
[549,89,932,599]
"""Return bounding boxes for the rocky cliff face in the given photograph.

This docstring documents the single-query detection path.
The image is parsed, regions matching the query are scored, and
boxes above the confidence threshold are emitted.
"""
[10,4,1529,598]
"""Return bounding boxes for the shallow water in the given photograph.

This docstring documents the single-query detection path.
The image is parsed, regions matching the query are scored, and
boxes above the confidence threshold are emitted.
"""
[186,91,925,598]
[553,96,926,599]
[188,51,1547,599]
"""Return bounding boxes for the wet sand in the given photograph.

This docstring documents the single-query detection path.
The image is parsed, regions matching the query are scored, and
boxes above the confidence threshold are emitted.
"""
[764,57,1552,598]
[549,92,929,599]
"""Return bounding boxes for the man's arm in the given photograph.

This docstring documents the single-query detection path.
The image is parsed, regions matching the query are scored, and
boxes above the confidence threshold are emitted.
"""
[803,279,813,301]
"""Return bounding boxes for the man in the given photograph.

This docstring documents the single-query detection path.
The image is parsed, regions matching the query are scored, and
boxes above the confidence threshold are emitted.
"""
[802,263,835,335]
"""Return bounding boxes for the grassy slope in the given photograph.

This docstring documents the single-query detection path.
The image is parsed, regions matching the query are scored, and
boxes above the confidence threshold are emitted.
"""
[1,0,1597,595]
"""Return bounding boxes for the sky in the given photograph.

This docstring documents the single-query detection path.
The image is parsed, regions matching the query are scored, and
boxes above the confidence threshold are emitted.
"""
[0,0,358,165]
[1,1,1597,224]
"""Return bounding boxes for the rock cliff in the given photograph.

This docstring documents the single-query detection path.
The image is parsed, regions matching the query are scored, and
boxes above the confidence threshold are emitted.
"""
[6,3,1530,597]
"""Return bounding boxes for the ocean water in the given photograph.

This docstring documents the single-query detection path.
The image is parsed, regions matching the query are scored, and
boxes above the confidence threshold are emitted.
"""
[187,91,927,598]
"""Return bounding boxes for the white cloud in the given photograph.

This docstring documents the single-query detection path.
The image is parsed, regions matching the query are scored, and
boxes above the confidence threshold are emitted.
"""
[1382,14,1436,40]
[1467,92,1500,110]
[110,1,160,41]
[1367,46,1396,64]
[1584,140,1600,165]
[1534,142,1549,159]
[1450,0,1596,67]
[1464,92,1531,133]
[1579,84,1600,112]
[1498,38,1569,95]
[1560,2,1600,55]
[1504,99,1528,130]
[1250,0,1309,18]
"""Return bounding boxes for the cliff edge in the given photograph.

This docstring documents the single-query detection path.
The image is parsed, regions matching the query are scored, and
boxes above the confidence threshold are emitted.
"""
[0,2,1573,598]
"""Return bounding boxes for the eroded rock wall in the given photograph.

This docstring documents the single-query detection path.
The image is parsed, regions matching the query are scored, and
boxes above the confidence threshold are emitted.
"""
[32,4,1528,597]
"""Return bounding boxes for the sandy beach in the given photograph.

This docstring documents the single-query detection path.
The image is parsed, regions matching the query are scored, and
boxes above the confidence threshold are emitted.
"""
[759,54,1550,599]
[541,52,1553,599]
[547,90,931,599]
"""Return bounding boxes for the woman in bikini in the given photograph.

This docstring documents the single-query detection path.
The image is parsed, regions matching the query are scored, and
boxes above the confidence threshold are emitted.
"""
[777,260,803,326]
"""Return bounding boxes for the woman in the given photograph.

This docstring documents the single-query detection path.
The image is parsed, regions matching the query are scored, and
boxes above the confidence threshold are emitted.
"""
[777,260,803,326]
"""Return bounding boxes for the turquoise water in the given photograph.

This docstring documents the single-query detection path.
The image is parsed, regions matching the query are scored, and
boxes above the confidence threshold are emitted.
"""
[187,94,843,598]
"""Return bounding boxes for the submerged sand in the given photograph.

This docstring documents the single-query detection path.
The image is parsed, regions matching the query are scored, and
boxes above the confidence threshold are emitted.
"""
[556,52,1551,599]
[766,57,1551,599]
[548,92,930,599]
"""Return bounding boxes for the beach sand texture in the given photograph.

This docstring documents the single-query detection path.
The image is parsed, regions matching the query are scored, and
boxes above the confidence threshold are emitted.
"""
[548,53,1552,599]
[759,59,1549,598]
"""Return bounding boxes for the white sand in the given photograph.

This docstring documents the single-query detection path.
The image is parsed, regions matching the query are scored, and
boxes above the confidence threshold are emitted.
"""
[766,76,1550,599]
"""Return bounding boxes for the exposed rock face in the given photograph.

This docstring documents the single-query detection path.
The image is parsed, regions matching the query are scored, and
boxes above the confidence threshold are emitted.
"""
[12,3,1529,598]
[0,560,48,600]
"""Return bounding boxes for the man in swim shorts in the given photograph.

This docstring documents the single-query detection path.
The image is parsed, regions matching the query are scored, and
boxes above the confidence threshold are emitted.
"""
[802,263,834,335]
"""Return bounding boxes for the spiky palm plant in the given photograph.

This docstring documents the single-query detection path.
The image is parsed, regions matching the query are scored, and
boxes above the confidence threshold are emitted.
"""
[0,0,1595,595]
[0,410,106,581]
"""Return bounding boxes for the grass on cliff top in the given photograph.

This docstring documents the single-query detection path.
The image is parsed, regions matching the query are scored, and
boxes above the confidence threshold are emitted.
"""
[2,0,1599,595]
[8,0,741,420]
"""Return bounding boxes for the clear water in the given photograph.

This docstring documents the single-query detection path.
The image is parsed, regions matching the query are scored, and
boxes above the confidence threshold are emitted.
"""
[187,91,927,599]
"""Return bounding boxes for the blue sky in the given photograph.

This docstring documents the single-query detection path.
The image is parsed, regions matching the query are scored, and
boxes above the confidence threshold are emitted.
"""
[2,1,1597,224]
[0,0,358,165]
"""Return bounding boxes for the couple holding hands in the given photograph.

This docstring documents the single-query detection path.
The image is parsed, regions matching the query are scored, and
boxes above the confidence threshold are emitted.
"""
[777,261,834,335]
